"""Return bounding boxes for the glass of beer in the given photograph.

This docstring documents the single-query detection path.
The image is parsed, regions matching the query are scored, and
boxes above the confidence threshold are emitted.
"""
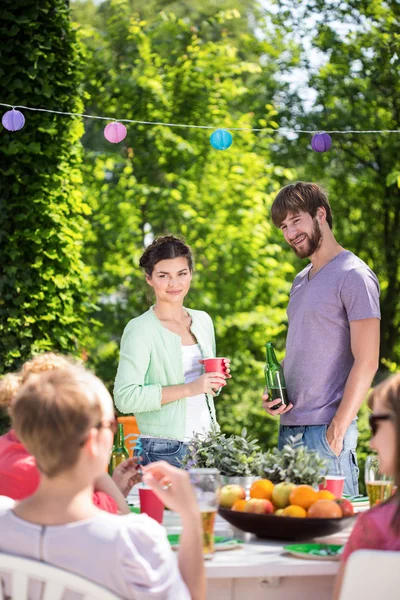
[365,454,394,507]
[189,468,221,559]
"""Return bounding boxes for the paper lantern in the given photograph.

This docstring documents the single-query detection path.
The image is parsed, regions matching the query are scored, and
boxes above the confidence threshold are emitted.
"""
[104,121,127,143]
[210,128,233,150]
[311,132,332,152]
[2,109,25,132]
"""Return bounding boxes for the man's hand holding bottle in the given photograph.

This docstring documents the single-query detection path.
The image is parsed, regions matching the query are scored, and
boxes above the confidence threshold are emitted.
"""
[262,389,293,416]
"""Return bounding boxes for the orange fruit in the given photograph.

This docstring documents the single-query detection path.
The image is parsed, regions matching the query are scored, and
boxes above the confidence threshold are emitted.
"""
[317,490,336,501]
[307,500,343,519]
[250,479,274,501]
[282,505,307,518]
[232,499,247,512]
[289,485,318,510]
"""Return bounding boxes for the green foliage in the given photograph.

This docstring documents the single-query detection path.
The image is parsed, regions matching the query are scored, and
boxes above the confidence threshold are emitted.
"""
[260,434,328,486]
[72,1,297,449]
[274,0,400,367]
[0,0,93,381]
[181,426,265,476]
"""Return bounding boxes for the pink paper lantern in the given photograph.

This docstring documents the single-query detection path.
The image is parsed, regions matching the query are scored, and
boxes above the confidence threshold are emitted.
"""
[104,121,127,143]
[2,108,25,132]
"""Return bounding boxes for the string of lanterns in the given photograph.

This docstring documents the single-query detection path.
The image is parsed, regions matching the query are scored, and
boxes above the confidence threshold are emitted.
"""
[2,104,400,153]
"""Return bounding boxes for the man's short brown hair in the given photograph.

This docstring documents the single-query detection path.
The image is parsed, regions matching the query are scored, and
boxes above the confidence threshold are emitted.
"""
[12,366,108,478]
[271,182,333,229]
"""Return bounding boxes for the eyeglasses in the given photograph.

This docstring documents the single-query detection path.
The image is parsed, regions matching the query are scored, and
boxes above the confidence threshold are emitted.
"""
[94,418,118,435]
[369,414,392,437]
[80,418,118,446]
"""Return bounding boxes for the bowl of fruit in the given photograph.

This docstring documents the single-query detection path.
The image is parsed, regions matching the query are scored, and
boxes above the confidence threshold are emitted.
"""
[218,480,355,541]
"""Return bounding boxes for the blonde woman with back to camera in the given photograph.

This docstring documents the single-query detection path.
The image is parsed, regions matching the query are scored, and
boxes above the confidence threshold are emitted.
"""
[0,365,205,600]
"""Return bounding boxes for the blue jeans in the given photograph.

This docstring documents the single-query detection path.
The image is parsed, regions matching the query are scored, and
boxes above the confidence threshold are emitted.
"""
[278,420,359,497]
[134,437,188,468]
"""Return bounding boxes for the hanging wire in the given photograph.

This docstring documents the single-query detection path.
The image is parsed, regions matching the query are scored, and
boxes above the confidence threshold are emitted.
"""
[1,102,399,135]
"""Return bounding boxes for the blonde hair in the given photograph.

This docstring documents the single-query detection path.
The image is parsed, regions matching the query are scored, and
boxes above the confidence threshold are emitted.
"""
[12,365,111,478]
[0,373,23,408]
[0,353,72,410]
[21,352,72,382]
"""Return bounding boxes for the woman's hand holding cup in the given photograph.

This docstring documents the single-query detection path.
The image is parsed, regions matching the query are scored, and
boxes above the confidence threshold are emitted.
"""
[196,357,231,396]
[188,372,227,396]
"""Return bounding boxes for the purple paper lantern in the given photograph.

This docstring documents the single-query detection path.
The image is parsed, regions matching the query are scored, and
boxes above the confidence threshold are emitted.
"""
[2,109,25,132]
[104,121,127,143]
[311,132,332,152]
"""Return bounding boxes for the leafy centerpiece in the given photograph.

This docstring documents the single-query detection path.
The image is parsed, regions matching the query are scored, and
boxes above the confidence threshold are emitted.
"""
[181,426,264,477]
[260,434,328,487]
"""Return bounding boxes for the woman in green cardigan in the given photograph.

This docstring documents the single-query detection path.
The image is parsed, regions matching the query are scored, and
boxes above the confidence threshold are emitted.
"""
[114,235,229,467]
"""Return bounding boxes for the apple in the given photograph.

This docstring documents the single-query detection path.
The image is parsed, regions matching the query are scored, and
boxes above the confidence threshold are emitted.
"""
[335,498,354,517]
[245,498,274,514]
[271,482,297,509]
[275,509,285,516]
[219,484,246,509]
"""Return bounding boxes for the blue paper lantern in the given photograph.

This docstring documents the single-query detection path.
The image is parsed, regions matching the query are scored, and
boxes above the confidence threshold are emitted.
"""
[2,108,25,132]
[210,129,233,150]
[311,132,332,152]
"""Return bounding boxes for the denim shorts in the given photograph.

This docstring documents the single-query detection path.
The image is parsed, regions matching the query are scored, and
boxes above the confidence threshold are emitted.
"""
[278,420,359,496]
[134,437,189,468]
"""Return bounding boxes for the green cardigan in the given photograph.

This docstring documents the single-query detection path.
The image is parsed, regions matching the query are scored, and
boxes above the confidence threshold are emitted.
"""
[113,306,218,441]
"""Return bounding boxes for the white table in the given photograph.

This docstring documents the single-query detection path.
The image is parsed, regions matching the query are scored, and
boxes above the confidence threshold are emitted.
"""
[128,490,355,600]
[205,538,340,600]
[163,509,353,600]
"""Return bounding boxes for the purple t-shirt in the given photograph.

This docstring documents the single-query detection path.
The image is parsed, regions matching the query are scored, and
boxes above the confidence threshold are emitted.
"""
[281,251,380,426]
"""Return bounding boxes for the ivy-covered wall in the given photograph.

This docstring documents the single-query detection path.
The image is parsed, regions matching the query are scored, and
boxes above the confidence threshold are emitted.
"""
[0,0,91,430]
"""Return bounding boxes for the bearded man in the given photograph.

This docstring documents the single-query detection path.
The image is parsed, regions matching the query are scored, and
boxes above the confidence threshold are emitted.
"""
[262,182,380,496]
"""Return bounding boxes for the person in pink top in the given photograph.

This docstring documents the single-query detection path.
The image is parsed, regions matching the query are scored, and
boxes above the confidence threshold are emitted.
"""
[334,373,400,599]
[0,353,140,512]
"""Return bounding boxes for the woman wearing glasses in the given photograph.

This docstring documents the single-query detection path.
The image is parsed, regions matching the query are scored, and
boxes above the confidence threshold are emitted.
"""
[334,373,400,599]
[0,365,205,600]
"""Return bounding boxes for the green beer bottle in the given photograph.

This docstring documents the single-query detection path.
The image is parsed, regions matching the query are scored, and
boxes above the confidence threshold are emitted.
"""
[264,342,289,409]
[108,423,129,475]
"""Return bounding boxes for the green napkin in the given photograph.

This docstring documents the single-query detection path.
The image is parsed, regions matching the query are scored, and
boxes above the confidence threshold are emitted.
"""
[284,543,343,557]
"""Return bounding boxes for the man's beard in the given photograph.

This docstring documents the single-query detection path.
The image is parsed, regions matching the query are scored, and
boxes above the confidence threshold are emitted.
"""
[290,218,322,258]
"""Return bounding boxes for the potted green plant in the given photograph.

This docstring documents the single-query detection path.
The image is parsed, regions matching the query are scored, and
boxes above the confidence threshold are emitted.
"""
[181,427,264,492]
[259,434,328,487]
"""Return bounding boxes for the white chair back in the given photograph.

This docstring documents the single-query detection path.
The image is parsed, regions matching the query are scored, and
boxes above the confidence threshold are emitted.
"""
[339,549,400,600]
[0,553,121,600]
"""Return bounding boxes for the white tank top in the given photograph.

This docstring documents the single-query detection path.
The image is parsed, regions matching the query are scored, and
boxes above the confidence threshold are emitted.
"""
[182,344,212,442]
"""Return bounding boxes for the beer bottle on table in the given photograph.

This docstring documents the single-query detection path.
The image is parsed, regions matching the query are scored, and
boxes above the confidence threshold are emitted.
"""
[264,342,289,409]
[108,423,129,475]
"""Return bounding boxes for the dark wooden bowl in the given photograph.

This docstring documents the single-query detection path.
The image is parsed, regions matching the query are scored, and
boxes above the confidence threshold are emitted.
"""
[219,507,355,541]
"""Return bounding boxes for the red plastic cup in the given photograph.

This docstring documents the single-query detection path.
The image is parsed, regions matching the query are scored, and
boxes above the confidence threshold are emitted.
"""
[139,487,164,524]
[200,357,228,395]
[318,475,345,498]
[200,357,228,375]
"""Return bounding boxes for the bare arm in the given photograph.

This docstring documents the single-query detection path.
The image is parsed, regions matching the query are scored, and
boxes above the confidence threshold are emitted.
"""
[142,462,206,600]
[94,473,130,514]
[327,318,380,454]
